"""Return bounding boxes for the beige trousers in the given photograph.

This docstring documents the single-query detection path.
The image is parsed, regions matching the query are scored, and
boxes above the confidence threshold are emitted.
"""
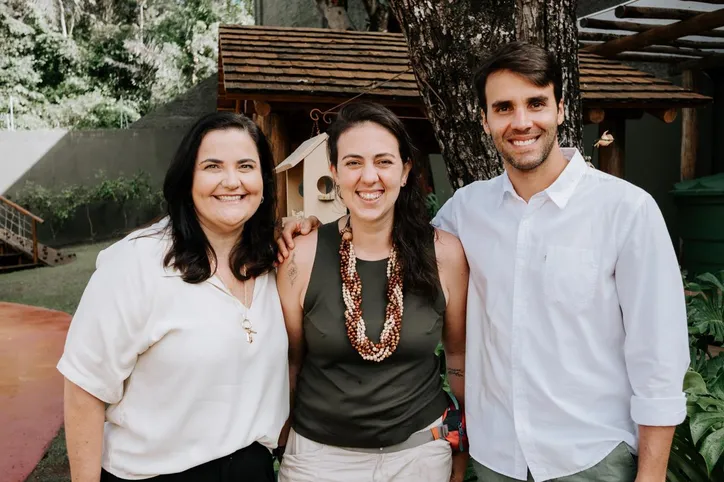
[278,418,452,482]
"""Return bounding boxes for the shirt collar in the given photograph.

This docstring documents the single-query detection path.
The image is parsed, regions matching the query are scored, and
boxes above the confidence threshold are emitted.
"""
[498,148,587,209]
[545,148,587,209]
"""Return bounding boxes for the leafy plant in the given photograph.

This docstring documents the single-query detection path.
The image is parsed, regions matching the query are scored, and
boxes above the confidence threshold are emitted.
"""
[14,171,163,242]
[14,181,82,239]
[687,272,724,349]
[668,271,724,480]
[426,192,441,218]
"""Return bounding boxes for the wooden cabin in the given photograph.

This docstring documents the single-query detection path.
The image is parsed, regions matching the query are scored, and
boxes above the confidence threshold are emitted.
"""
[216,25,712,216]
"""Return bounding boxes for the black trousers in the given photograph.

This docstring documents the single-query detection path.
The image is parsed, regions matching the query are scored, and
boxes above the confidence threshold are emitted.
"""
[100,442,275,482]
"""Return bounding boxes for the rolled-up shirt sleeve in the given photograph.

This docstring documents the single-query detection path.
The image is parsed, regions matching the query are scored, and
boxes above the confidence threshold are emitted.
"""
[432,191,461,236]
[615,194,689,427]
[57,241,154,404]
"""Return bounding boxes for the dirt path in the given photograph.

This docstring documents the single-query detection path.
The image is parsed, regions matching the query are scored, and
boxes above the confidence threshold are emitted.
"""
[0,302,70,482]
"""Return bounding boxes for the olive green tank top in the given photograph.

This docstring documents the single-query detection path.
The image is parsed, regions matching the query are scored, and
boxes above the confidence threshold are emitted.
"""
[292,221,449,448]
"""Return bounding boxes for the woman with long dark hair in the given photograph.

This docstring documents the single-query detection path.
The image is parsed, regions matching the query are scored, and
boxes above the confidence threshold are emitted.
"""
[276,102,469,482]
[59,112,288,482]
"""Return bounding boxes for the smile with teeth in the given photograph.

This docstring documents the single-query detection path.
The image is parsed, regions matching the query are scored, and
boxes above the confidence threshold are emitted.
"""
[215,194,246,202]
[357,191,383,201]
[511,137,538,147]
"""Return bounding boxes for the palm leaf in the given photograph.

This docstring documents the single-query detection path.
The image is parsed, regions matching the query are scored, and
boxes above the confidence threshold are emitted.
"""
[700,427,724,475]
[685,369,710,396]
[668,426,712,482]
[696,272,724,296]
[691,412,724,445]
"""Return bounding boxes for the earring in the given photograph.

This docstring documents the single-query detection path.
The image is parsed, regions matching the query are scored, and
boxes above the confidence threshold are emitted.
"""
[261,195,265,203]
[334,184,343,200]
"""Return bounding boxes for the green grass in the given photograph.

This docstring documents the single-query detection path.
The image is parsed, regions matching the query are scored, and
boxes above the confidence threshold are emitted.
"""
[0,240,115,482]
[24,429,71,482]
[0,240,114,313]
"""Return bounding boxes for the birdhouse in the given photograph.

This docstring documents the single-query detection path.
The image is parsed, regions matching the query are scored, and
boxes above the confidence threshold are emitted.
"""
[274,132,347,224]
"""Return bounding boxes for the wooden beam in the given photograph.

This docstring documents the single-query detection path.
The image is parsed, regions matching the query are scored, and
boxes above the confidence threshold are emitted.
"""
[612,52,698,63]
[583,108,605,124]
[647,108,679,123]
[579,41,712,57]
[615,6,705,21]
[598,117,626,178]
[583,9,724,57]
[220,92,423,109]
[680,70,698,180]
[671,52,724,73]
[253,113,290,219]
[681,0,724,4]
[578,30,724,49]
[31,219,38,265]
[580,17,724,39]
[253,100,271,116]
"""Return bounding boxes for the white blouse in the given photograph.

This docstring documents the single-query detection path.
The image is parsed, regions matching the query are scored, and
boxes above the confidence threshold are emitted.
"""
[57,220,289,480]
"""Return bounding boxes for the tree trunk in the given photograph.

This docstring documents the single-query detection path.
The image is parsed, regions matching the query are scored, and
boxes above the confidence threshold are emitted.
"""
[389,0,582,187]
[360,0,390,31]
[316,0,352,30]
[139,0,146,40]
[58,0,67,37]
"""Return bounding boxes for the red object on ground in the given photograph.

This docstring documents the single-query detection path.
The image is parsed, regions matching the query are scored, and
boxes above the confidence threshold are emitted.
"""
[0,302,70,482]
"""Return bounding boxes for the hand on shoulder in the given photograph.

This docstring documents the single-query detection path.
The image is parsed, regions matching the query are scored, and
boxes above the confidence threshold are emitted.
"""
[276,215,322,264]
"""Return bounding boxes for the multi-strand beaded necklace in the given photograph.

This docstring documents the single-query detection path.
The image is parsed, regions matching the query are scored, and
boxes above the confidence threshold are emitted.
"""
[339,219,404,362]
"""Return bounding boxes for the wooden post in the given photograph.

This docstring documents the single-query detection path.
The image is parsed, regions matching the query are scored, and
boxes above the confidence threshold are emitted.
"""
[253,112,290,220]
[598,116,626,178]
[681,70,698,181]
[583,108,605,124]
[647,108,679,124]
[31,219,38,264]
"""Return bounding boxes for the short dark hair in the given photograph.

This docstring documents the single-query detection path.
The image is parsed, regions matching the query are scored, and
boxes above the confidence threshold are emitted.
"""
[162,111,278,283]
[473,41,562,113]
[326,102,438,300]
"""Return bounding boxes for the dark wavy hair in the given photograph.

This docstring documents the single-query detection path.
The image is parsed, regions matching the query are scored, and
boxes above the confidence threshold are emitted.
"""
[326,102,438,299]
[473,41,562,113]
[161,111,278,283]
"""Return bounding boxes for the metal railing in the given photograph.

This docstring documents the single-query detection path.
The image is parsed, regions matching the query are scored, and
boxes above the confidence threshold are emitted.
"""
[0,195,44,264]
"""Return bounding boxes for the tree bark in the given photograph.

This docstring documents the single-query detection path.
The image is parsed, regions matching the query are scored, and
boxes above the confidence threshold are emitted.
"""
[316,0,352,30]
[389,0,582,187]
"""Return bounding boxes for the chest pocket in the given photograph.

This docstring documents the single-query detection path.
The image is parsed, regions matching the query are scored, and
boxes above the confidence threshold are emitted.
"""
[543,246,600,312]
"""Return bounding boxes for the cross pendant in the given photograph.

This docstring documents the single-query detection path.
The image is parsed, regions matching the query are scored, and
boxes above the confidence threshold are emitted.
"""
[241,318,256,343]
[244,327,257,343]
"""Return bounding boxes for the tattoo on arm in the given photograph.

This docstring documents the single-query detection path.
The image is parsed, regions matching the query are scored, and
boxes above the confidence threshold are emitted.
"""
[447,368,464,378]
[288,253,298,286]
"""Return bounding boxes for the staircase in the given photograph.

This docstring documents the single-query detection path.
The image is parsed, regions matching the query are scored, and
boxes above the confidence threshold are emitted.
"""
[0,195,75,272]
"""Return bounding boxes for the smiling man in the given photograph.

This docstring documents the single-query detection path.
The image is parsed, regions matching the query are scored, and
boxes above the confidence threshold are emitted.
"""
[277,42,690,482]
[431,42,690,482]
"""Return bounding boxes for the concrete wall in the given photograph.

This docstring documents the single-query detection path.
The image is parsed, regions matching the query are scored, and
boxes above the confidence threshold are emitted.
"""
[2,128,189,196]
[0,72,219,246]
[1,128,190,246]
[0,130,68,194]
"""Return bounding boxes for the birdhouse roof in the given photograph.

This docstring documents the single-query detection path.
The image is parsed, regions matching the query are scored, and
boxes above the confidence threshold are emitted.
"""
[275,132,329,174]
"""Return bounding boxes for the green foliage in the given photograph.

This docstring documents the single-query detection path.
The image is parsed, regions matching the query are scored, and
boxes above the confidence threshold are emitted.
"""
[14,171,163,240]
[687,272,724,347]
[15,181,82,239]
[426,192,441,218]
[0,0,253,129]
[668,272,724,480]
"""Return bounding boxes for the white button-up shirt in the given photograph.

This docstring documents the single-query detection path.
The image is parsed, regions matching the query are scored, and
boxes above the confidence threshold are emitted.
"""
[433,149,689,481]
[58,220,289,479]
